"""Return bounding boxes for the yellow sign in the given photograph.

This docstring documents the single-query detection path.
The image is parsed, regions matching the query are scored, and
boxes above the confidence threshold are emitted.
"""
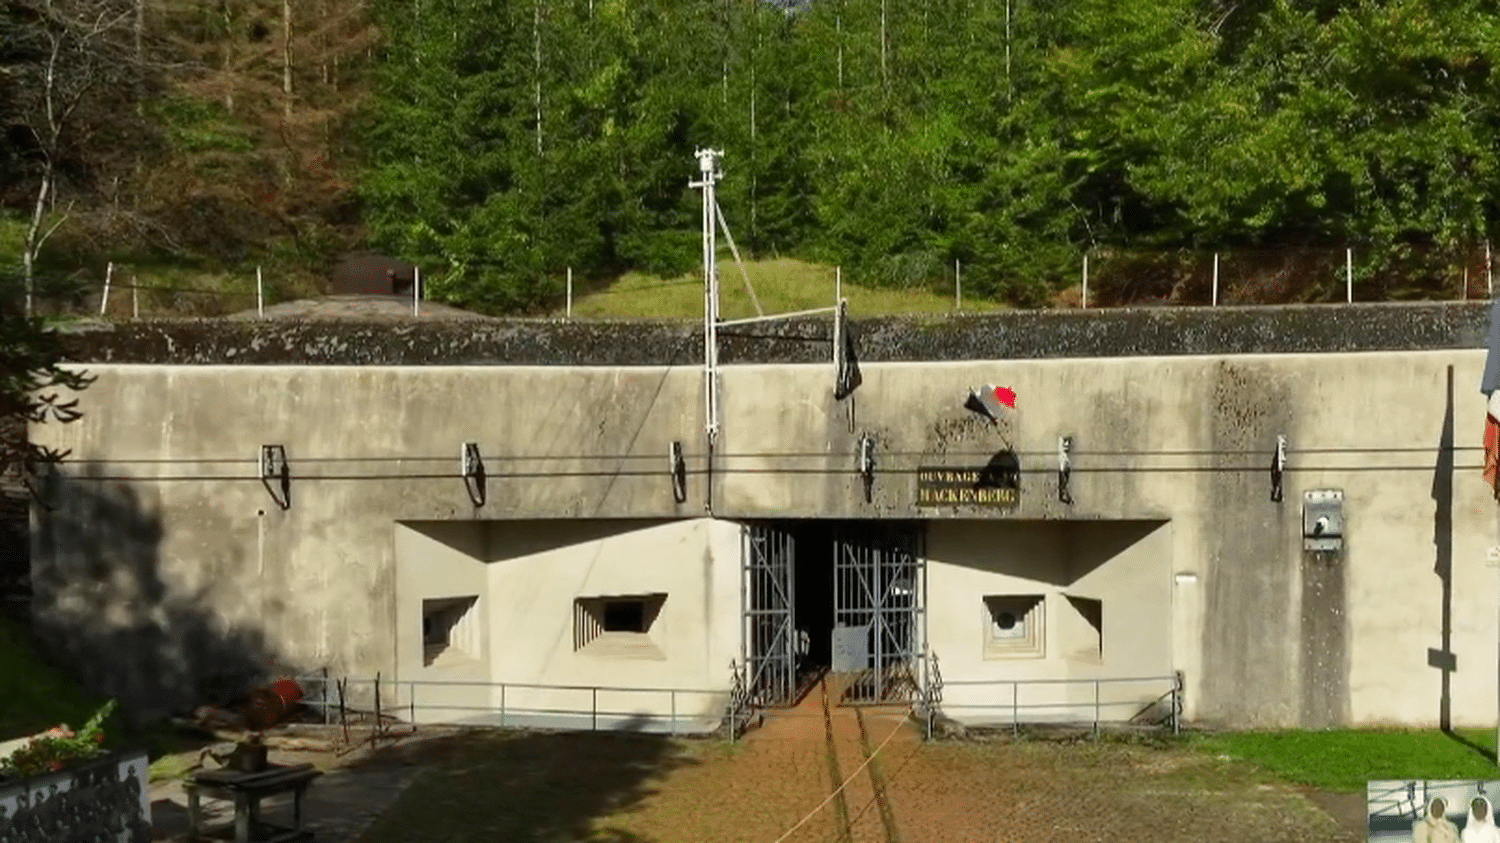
[915,467,1019,509]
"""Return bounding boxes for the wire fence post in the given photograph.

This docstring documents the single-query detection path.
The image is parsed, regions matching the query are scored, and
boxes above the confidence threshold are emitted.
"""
[131,277,139,319]
[499,683,507,728]
[1488,239,1493,297]
[592,687,598,732]
[566,266,573,319]
[100,262,113,316]
[1346,247,1353,303]
[256,266,264,318]
[412,266,421,317]
[669,690,677,737]
[954,259,961,312]
[1212,252,1219,307]
[1081,253,1089,309]
[409,681,415,725]
[1464,265,1470,301]
[321,667,329,725]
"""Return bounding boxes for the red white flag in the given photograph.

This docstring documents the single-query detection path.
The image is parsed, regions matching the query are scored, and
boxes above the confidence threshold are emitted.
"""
[964,385,1017,423]
[1486,391,1500,498]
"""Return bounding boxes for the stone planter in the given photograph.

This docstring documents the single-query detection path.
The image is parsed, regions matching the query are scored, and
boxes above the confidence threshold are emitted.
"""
[0,748,151,842]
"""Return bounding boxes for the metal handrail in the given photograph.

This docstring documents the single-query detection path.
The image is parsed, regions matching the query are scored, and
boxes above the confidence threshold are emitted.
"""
[294,672,731,737]
[928,672,1184,737]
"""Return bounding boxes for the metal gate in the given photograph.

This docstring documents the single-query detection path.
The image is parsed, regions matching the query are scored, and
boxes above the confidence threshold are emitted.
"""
[832,522,925,705]
[741,523,797,707]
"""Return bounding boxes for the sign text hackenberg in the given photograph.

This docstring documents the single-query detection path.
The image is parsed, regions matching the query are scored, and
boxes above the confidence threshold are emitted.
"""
[915,467,1019,508]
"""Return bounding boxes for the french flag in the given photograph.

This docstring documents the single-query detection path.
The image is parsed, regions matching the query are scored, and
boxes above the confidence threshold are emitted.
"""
[1483,296,1500,498]
[964,385,1017,423]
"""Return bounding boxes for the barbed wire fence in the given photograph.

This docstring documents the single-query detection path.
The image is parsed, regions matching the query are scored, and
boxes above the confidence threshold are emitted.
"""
[3,241,1497,321]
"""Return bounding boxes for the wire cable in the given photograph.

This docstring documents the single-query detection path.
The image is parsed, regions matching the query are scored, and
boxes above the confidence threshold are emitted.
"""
[769,717,907,843]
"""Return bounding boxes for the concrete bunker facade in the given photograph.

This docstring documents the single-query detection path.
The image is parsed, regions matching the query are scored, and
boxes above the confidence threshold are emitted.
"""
[28,302,1500,732]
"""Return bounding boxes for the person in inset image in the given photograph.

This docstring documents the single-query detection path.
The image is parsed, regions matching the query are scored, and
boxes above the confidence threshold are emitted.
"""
[1462,796,1500,843]
[1413,796,1459,843]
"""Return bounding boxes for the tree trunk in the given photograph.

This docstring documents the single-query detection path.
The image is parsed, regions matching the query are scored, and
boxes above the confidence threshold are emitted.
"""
[533,0,542,155]
[22,172,53,317]
[282,0,294,119]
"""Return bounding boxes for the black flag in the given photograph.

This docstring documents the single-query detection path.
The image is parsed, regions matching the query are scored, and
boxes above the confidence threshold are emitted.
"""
[834,300,862,400]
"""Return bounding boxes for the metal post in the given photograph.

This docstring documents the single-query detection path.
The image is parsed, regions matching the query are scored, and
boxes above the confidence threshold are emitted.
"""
[500,683,507,728]
[413,267,421,317]
[1012,682,1019,737]
[409,681,415,725]
[132,279,139,319]
[1173,671,1183,736]
[1081,253,1089,309]
[1465,266,1470,301]
[566,266,573,319]
[1212,253,1219,307]
[256,266,264,318]
[955,259,961,312]
[592,687,599,731]
[100,262,113,316]
[1487,239,1493,296]
[1093,679,1100,739]
[1346,247,1353,303]
[670,691,677,737]
[321,667,329,725]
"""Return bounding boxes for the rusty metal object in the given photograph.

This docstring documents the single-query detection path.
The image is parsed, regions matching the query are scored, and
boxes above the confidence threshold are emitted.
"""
[244,679,305,732]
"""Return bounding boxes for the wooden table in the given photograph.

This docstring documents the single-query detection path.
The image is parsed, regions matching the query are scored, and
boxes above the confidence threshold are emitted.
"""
[184,762,323,843]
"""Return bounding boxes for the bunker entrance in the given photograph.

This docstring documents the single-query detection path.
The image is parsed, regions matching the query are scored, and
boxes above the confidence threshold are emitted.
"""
[741,520,925,709]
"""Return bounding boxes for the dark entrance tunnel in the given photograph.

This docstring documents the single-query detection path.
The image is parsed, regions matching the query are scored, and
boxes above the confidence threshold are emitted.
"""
[787,520,837,676]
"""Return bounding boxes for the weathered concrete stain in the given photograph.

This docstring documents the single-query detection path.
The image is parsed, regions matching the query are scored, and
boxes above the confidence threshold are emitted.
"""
[56,301,1490,366]
[1200,361,1300,728]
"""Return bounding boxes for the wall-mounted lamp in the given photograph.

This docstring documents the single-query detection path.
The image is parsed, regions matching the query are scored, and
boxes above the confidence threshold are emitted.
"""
[461,442,485,507]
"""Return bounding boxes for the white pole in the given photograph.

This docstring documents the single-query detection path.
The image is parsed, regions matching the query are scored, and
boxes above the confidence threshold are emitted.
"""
[1212,253,1219,307]
[100,262,113,316]
[566,266,573,319]
[955,259,962,312]
[1488,239,1493,297]
[836,265,842,305]
[1346,247,1353,303]
[131,277,139,319]
[1464,265,1469,301]
[1082,253,1089,309]
[413,267,421,317]
[256,265,264,318]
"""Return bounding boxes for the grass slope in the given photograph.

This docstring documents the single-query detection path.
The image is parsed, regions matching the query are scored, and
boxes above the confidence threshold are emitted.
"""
[0,615,104,741]
[555,258,1005,320]
[1187,728,1500,792]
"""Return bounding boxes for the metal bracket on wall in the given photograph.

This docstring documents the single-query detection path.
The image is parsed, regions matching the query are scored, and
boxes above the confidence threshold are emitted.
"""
[857,433,876,503]
[461,442,486,507]
[1271,434,1287,503]
[260,445,290,510]
[670,441,687,503]
[1058,435,1073,505]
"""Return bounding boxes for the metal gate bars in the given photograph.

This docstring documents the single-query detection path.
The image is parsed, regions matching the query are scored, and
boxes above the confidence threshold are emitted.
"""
[832,522,925,705]
[741,524,797,707]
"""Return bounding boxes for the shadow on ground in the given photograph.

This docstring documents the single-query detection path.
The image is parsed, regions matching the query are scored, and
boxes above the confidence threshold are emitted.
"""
[352,725,697,843]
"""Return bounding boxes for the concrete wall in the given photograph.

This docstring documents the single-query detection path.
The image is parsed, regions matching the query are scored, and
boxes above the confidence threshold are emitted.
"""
[29,327,1500,730]
[925,520,1173,726]
[391,518,738,730]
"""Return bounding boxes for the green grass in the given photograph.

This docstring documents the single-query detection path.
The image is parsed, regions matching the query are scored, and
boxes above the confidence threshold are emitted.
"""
[1185,728,1500,792]
[554,258,1007,320]
[0,615,106,741]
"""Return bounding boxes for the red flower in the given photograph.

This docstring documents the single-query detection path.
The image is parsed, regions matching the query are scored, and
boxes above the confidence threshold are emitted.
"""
[93,732,104,744]
[47,761,61,772]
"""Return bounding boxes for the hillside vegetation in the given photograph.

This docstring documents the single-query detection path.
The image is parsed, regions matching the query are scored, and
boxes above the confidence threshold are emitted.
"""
[4,0,1500,316]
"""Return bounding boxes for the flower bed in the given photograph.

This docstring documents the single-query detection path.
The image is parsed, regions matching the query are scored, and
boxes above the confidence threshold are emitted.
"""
[0,700,151,842]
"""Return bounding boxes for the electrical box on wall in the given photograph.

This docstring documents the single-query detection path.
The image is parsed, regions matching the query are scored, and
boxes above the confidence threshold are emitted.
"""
[1303,489,1344,551]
